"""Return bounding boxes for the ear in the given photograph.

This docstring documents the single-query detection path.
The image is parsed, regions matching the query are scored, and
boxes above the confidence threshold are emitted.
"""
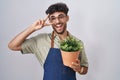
[66,15,69,22]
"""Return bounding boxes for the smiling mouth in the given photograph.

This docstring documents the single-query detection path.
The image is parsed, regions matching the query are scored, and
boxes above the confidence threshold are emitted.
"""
[55,23,63,28]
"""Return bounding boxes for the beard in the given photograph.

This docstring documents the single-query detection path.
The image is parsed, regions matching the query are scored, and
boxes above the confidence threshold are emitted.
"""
[52,23,67,34]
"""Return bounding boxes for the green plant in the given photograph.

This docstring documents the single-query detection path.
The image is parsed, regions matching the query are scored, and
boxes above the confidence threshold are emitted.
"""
[59,37,83,52]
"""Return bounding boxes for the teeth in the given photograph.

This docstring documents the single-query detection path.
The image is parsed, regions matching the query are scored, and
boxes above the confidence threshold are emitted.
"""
[56,24,62,27]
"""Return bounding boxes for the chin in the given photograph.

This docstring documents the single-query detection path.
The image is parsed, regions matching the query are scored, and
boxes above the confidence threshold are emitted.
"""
[56,30,65,34]
[53,26,66,34]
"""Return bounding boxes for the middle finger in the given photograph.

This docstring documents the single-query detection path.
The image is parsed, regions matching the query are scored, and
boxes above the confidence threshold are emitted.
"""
[43,14,50,22]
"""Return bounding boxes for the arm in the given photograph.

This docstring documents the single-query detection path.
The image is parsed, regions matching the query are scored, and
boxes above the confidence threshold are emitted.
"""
[8,26,35,51]
[8,15,51,51]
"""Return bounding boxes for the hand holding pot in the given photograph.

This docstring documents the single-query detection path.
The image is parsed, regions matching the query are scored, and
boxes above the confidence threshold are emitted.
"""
[70,59,81,72]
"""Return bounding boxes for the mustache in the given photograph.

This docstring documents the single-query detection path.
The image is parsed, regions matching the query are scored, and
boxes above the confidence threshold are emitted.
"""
[54,23,63,26]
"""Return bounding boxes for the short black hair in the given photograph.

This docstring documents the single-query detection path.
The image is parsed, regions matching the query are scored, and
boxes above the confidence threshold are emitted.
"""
[46,2,69,15]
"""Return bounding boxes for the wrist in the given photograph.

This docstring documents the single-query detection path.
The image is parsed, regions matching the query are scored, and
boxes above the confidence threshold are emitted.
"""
[78,67,88,75]
[28,25,36,32]
[78,67,84,74]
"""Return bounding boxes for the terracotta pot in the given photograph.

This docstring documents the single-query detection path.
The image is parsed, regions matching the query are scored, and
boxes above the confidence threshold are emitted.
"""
[61,50,80,67]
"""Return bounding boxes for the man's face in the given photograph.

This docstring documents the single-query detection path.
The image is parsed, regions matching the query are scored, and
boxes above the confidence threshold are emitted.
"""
[49,12,69,34]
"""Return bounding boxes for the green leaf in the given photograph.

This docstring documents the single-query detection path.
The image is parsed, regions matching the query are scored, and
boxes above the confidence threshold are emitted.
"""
[59,36,83,52]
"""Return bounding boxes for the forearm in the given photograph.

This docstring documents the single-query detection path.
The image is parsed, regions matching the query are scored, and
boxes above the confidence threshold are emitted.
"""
[8,26,35,51]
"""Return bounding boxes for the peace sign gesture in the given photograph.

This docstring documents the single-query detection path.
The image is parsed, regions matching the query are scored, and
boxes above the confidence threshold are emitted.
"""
[31,14,52,31]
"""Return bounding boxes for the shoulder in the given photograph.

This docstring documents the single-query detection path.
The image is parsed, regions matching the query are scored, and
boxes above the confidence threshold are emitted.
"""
[32,33,51,40]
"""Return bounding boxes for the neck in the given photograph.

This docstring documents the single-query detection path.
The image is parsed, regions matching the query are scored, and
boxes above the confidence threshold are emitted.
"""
[54,31,68,40]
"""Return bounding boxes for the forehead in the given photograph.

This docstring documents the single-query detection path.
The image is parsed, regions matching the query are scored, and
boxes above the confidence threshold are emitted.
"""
[49,12,66,17]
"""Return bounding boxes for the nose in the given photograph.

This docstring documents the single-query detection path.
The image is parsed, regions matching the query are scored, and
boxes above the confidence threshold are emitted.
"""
[55,18,60,23]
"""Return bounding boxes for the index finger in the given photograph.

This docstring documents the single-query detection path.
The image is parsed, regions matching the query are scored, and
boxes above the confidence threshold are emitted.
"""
[43,14,50,22]
[72,59,80,64]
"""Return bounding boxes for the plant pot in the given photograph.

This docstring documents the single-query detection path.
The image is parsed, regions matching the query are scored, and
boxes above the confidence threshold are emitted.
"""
[60,50,80,67]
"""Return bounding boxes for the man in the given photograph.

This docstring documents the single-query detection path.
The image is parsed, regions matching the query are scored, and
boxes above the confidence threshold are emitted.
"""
[8,2,88,80]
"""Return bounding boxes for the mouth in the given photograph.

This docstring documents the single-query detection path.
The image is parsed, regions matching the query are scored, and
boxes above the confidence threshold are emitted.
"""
[55,23,63,29]
[53,23,66,34]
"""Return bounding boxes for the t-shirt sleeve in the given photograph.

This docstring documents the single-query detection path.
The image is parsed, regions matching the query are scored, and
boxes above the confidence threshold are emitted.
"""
[78,41,88,67]
[21,37,36,54]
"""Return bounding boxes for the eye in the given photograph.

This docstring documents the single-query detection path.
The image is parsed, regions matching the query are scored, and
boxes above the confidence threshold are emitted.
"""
[58,15,66,19]
[49,17,56,21]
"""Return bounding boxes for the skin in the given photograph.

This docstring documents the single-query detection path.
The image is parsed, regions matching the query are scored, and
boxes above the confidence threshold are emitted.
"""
[8,12,88,74]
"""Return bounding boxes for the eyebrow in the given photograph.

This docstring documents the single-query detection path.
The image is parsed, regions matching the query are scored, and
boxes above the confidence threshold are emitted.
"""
[50,14,65,18]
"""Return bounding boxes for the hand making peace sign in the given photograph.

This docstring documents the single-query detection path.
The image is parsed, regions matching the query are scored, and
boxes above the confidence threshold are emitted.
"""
[31,14,52,31]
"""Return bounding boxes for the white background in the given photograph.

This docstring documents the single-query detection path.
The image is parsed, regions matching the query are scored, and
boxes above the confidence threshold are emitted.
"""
[1,0,120,80]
